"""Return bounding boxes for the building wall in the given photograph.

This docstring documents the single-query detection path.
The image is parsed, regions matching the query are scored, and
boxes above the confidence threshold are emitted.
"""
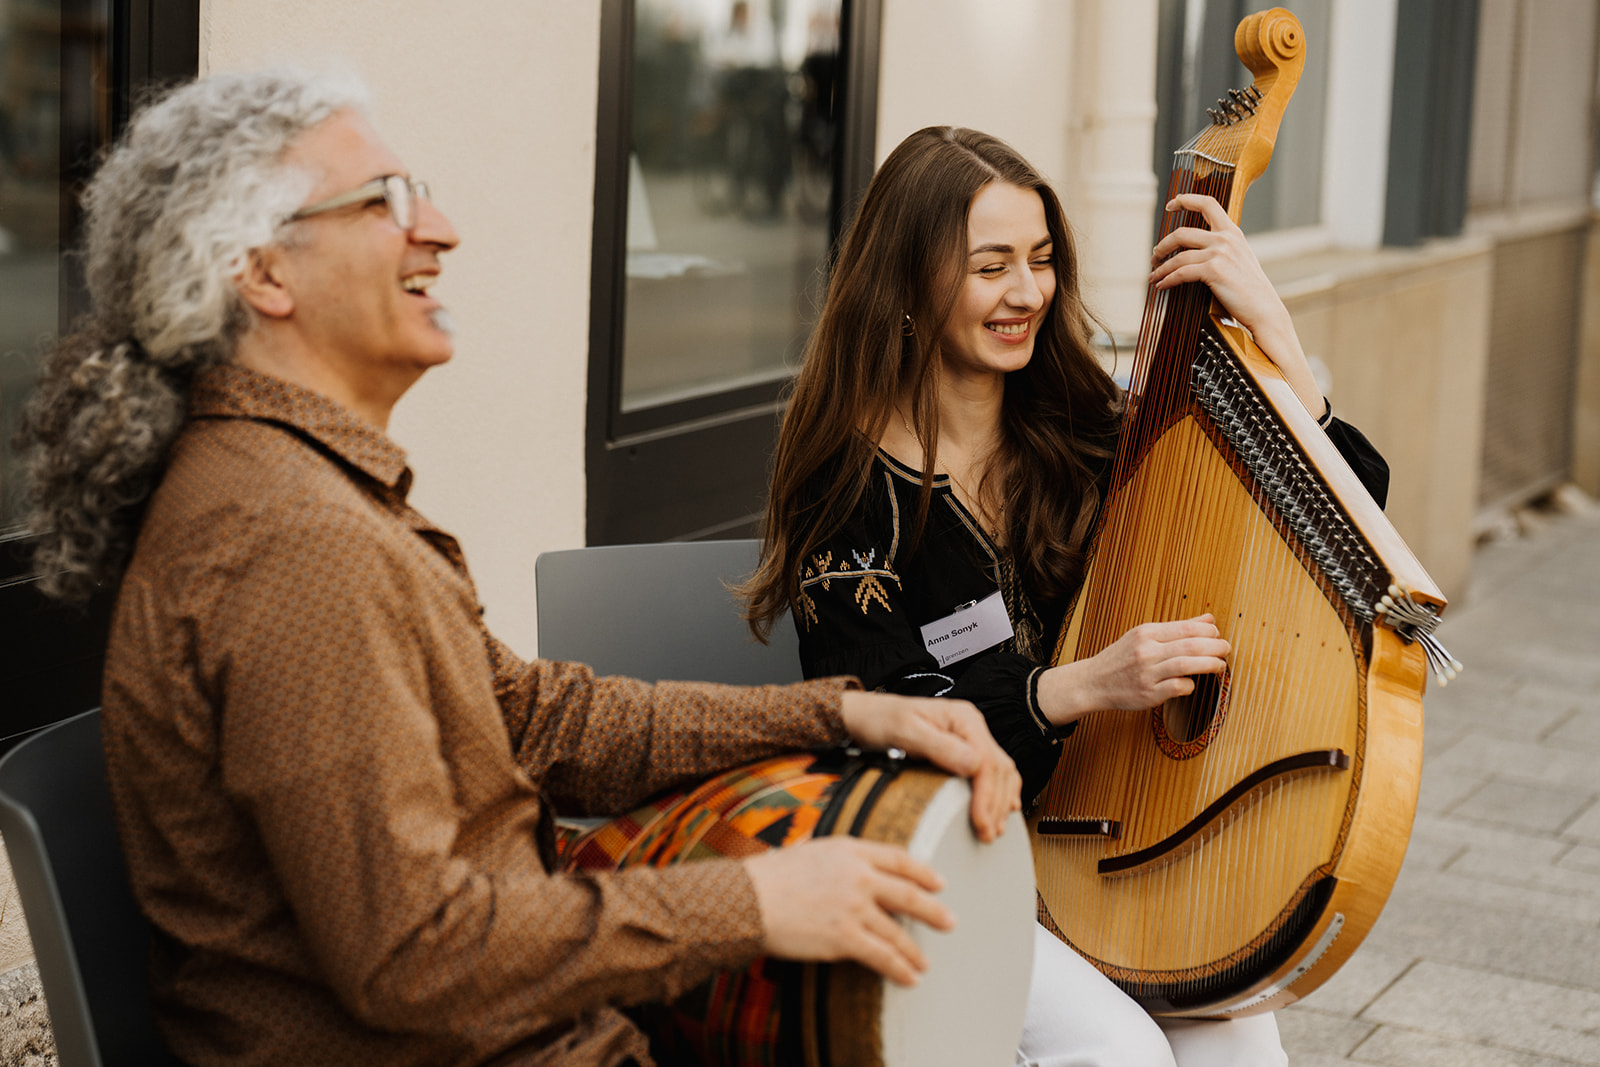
[1576,216,1600,500]
[194,0,1510,628]
[202,0,603,658]
[1271,240,1495,601]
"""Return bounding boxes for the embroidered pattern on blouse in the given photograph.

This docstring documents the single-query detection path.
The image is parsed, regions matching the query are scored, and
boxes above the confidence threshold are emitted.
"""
[798,546,901,630]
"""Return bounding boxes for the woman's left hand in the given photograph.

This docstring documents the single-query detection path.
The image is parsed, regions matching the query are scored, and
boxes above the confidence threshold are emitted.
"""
[839,690,1022,843]
[1149,193,1324,417]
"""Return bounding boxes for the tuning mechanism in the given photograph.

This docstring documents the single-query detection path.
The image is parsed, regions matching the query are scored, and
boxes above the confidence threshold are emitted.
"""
[1374,581,1463,685]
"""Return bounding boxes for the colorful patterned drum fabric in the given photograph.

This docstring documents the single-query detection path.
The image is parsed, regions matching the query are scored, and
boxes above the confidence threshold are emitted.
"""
[559,750,1035,1066]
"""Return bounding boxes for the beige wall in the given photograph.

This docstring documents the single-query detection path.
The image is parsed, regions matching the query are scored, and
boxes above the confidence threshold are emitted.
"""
[201,0,603,657]
[1577,216,1600,499]
[875,0,1075,185]
[1271,240,1495,603]
[876,0,1159,337]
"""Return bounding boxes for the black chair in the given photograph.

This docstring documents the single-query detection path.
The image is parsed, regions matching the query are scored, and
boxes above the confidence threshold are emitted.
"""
[534,538,801,684]
[0,709,182,1067]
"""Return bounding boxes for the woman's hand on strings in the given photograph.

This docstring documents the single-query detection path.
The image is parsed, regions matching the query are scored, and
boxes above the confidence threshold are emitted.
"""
[745,836,954,987]
[1037,613,1230,725]
[1149,193,1324,417]
[840,690,1022,843]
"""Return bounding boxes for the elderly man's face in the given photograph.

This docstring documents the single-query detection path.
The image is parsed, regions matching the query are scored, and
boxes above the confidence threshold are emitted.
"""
[276,109,459,394]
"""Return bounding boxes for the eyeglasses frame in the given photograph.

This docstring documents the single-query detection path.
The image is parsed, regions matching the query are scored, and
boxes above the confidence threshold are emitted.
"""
[286,174,431,232]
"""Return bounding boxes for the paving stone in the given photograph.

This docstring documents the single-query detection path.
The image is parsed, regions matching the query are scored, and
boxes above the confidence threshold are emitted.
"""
[1364,884,1600,989]
[1399,830,1466,872]
[1546,706,1600,751]
[1277,1005,1377,1058]
[1426,734,1600,791]
[1362,960,1600,1062]
[1409,810,1567,859]
[1398,863,1600,925]
[1352,1024,1586,1066]
[1292,945,1414,1018]
[1447,780,1595,833]
[1563,800,1600,845]
[1421,723,1470,759]
[1418,678,1573,741]
[1444,835,1600,901]
[1416,764,1487,814]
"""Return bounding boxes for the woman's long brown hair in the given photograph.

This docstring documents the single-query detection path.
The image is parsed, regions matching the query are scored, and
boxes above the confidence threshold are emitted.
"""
[743,126,1121,640]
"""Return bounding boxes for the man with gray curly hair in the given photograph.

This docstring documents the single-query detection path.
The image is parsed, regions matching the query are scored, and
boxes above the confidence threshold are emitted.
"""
[15,70,1021,1065]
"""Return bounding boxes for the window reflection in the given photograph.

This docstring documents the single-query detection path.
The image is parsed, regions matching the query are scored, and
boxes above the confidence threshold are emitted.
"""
[0,0,110,533]
[623,0,840,413]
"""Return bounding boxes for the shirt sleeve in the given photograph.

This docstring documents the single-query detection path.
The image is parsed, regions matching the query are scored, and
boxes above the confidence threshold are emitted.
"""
[793,493,1064,804]
[206,508,837,1038]
[1324,413,1391,508]
[485,636,854,815]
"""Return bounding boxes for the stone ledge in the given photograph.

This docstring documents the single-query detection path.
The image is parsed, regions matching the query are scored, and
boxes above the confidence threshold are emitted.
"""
[0,963,56,1067]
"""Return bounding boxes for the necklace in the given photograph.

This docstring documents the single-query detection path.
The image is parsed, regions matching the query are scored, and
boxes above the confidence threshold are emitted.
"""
[898,408,1006,528]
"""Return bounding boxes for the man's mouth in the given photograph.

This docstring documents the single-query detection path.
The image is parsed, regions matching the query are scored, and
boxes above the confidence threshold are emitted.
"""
[401,273,436,294]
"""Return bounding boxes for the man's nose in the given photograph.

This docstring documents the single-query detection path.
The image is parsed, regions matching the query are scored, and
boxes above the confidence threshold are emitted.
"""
[411,197,460,251]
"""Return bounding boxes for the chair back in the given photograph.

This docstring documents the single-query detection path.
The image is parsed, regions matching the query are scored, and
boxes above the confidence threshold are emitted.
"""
[535,539,800,684]
[0,709,180,1066]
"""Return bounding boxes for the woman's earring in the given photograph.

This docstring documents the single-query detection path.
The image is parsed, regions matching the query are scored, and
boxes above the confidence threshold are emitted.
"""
[901,313,916,337]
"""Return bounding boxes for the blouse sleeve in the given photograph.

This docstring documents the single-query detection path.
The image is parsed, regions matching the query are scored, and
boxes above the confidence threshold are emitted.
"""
[793,487,1066,803]
[1324,412,1390,509]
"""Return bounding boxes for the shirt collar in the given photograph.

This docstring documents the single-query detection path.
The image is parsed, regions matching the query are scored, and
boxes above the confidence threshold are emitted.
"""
[188,364,412,493]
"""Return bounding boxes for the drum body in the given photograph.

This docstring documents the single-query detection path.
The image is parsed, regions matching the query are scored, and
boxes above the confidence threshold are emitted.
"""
[560,750,1035,1066]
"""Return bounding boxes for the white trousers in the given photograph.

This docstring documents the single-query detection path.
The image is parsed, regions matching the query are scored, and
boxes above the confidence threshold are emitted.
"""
[1016,925,1289,1067]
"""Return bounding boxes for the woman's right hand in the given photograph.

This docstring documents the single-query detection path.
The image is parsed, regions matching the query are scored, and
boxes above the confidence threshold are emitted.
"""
[1036,614,1230,726]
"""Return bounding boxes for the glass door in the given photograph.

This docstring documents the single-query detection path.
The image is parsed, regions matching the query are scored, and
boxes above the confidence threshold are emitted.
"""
[588,0,880,544]
[0,0,197,746]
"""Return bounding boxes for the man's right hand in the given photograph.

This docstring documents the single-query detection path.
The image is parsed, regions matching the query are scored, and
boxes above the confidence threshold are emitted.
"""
[743,837,954,987]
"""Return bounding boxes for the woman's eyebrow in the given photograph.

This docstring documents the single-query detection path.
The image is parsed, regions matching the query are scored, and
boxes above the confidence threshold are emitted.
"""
[969,236,1054,255]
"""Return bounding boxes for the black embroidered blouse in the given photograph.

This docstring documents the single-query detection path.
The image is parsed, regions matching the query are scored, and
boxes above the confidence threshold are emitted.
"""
[792,415,1391,803]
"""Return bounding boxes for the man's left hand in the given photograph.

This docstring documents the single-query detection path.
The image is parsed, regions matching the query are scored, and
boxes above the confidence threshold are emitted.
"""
[839,691,1021,843]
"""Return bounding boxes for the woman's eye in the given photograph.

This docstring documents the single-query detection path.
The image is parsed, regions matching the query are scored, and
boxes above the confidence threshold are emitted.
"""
[978,264,1006,276]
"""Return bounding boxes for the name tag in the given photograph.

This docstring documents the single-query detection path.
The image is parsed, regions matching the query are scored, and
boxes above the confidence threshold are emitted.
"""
[919,590,1014,667]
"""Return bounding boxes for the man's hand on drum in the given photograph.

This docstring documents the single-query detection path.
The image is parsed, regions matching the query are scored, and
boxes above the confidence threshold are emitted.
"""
[839,690,1021,842]
[744,836,951,987]
[1150,192,1325,419]
[1036,614,1231,726]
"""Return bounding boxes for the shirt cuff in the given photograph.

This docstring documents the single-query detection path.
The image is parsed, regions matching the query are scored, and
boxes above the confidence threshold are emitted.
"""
[1024,667,1077,743]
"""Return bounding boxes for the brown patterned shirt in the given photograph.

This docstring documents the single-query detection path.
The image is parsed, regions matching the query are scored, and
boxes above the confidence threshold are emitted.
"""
[102,364,852,1066]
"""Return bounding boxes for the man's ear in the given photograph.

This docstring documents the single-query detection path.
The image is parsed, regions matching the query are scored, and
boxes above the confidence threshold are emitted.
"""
[235,247,295,319]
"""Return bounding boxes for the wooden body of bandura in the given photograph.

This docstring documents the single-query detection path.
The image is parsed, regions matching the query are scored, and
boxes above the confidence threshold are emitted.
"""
[1029,8,1455,1019]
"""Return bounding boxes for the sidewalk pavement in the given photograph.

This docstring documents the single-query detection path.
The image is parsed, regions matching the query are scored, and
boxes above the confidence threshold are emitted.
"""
[1279,498,1600,1065]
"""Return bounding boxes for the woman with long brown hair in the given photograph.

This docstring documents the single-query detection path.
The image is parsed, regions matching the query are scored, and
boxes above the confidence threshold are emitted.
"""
[745,126,1388,1065]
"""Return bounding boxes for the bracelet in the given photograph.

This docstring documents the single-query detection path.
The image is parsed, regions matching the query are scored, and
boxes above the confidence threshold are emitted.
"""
[1317,396,1334,428]
[1026,667,1077,743]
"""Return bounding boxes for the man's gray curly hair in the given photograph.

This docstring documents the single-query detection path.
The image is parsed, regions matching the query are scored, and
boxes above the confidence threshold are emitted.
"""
[15,68,367,601]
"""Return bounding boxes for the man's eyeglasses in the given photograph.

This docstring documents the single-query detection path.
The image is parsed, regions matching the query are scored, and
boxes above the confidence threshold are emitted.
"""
[287,175,431,232]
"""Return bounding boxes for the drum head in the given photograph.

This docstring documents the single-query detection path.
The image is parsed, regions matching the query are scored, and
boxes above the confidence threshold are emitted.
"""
[880,778,1035,1066]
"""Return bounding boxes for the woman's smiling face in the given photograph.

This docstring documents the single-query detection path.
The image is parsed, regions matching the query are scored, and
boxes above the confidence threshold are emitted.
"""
[937,181,1056,385]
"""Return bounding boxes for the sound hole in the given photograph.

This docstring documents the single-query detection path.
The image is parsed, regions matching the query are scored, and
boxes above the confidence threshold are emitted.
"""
[1153,667,1230,759]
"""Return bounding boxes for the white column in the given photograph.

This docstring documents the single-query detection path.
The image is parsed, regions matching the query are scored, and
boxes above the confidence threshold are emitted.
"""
[1067,0,1161,343]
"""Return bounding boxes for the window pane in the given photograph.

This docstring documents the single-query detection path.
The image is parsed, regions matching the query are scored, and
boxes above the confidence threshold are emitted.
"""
[1155,0,1327,234]
[622,0,840,412]
[0,0,111,534]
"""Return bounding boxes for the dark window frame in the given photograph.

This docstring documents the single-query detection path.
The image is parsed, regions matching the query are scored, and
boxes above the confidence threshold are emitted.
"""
[585,0,881,545]
[0,0,199,745]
